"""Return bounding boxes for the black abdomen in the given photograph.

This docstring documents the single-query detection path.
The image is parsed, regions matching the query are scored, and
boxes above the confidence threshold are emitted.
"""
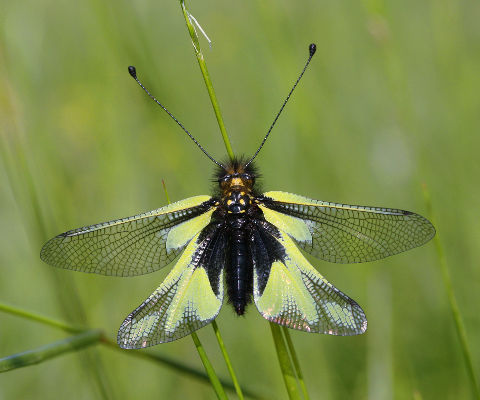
[226,220,252,315]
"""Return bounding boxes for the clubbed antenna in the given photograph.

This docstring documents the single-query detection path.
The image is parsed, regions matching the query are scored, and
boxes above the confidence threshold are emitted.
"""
[245,43,317,167]
[128,66,225,169]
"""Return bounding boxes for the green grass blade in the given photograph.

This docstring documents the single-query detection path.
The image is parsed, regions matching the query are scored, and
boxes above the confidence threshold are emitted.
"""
[0,302,84,334]
[212,321,245,400]
[175,7,248,396]
[282,327,310,400]
[177,9,302,397]
[422,185,480,399]
[179,0,234,161]
[191,332,229,400]
[1,302,263,398]
[162,179,172,204]
[269,323,301,400]
[1,118,113,399]
[0,330,102,373]
[101,338,263,399]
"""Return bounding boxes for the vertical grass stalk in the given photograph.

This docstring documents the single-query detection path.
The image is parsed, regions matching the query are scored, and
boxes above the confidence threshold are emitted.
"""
[1,112,113,399]
[212,321,245,400]
[191,332,229,400]
[282,327,310,400]
[178,3,309,398]
[422,185,480,399]
[179,0,234,161]
[177,3,251,397]
[270,323,301,400]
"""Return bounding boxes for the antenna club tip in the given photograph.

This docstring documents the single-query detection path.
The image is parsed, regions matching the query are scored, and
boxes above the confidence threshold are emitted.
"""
[309,43,317,57]
[128,66,137,79]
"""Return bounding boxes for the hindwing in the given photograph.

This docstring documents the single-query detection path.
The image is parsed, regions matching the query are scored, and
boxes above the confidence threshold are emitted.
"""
[259,191,435,264]
[118,225,227,348]
[40,196,214,276]
[251,221,367,335]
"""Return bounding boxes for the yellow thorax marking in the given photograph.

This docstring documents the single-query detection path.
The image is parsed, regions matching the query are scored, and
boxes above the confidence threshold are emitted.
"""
[230,178,243,186]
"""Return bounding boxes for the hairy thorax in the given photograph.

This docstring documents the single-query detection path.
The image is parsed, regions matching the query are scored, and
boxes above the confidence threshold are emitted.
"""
[217,160,258,216]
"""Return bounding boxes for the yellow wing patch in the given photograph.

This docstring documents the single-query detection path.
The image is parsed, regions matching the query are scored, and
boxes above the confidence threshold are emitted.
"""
[263,191,320,207]
[259,205,312,243]
[166,208,215,251]
[255,261,317,330]
[118,232,223,348]
[254,230,367,335]
[157,195,212,215]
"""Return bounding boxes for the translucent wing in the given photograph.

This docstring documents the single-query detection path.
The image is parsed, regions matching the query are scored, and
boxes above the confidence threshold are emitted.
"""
[252,225,366,335]
[118,227,226,348]
[40,196,215,276]
[259,191,435,264]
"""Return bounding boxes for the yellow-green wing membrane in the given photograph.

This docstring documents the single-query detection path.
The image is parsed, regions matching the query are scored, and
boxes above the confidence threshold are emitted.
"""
[40,196,214,276]
[260,191,435,264]
[118,229,225,347]
[253,229,366,335]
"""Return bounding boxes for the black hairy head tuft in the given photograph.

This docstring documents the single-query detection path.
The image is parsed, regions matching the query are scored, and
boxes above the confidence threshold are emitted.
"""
[211,156,262,197]
[213,156,259,181]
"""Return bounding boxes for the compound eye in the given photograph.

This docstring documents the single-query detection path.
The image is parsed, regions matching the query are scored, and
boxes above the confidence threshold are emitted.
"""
[242,174,255,185]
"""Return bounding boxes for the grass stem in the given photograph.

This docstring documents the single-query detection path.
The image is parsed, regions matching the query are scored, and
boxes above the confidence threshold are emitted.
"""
[422,185,480,399]
[0,302,263,398]
[0,302,83,334]
[282,327,309,400]
[269,323,301,400]
[191,332,229,400]
[178,6,309,398]
[179,0,234,161]
[176,6,250,397]
[212,321,245,400]
[0,330,102,373]
[1,131,113,398]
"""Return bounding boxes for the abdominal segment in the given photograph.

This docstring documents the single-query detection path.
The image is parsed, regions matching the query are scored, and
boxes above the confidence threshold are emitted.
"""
[225,226,253,315]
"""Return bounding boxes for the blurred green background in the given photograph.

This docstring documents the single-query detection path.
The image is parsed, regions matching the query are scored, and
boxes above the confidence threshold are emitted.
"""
[1,0,480,398]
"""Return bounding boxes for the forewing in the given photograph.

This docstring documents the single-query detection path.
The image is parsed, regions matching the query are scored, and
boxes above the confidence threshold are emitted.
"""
[253,227,367,335]
[40,196,214,276]
[118,228,225,348]
[260,191,435,263]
